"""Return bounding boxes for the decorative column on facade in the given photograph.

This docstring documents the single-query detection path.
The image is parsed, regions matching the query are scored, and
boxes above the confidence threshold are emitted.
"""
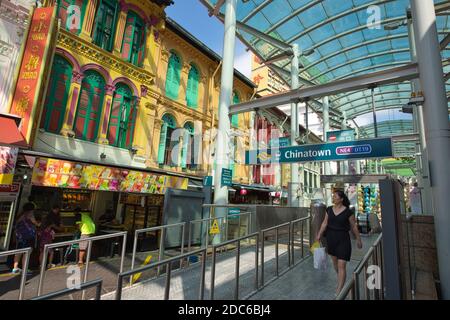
[60,71,84,137]
[198,74,207,110]
[79,0,98,41]
[131,96,146,163]
[113,7,128,57]
[97,84,116,144]
[179,62,190,104]
[144,97,158,167]
[157,47,170,94]
[150,118,164,167]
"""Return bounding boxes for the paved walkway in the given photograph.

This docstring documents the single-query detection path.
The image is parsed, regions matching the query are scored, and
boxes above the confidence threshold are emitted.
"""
[248,234,379,300]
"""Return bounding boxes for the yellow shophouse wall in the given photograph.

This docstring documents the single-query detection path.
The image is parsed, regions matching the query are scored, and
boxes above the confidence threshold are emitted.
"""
[35,0,253,183]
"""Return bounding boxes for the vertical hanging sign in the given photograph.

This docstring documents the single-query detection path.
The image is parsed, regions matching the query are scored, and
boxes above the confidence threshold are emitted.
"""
[9,6,56,142]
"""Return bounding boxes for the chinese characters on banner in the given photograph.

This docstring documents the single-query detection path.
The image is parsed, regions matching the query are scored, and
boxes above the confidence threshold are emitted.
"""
[9,7,55,142]
[0,147,19,185]
[31,157,188,194]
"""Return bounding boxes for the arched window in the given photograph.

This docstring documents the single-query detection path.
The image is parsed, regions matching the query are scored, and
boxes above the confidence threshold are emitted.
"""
[181,122,196,170]
[40,55,73,133]
[56,0,88,35]
[165,52,181,100]
[231,91,240,127]
[93,0,118,52]
[107,83,136,148]
[186,64,199,108]
[121,11,146,66]
[73,70,105,142]
[158,114,177,166]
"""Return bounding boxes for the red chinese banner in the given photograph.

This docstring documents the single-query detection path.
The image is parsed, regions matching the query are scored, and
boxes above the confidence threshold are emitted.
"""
[9,7,56,142]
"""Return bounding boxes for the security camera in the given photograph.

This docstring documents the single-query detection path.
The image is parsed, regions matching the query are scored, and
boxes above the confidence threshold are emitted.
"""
[100,153,106,160]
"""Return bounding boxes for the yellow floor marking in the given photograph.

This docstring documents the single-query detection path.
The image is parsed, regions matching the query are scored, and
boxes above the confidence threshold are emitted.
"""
[131,255,152,284]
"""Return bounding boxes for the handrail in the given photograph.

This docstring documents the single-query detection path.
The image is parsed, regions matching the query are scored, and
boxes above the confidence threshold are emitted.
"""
[210,232,259,300]
[261,221,292,286]
[31,279,103,300]
[131,222,186,278]
[0,247,32,300]
[290,215,312,266]
[37,231,127,298]
[336,233,383,300]
[116,247,207,300]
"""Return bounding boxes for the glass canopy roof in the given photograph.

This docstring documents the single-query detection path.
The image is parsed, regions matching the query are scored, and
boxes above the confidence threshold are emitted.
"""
[200,0,450,127]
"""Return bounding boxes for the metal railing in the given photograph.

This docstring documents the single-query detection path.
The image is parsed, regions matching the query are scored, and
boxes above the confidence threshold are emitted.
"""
[290,216,312,267]
[130,222,186,277]
[210,232,259,300]
[186,212,252,256]
[116,248,207,300]
[336,233,383,300]
[260,222,291,286]
[31,279,103,300]
[187,216,226,254]
[37,231,127,299]
[0,247,32,300]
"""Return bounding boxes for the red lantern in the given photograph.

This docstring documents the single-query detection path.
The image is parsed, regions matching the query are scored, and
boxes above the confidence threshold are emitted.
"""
[240,189,248,196]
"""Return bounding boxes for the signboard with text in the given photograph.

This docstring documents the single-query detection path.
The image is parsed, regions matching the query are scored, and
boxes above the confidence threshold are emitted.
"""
[31,157,188,194]
[221,168,232,187]
[9,6,56,142]
[326,129,355,142]
[246,138,393,164]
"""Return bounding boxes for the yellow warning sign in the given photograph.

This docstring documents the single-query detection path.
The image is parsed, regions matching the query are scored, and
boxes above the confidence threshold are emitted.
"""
[209,219,220,234]
[131,255,152,284]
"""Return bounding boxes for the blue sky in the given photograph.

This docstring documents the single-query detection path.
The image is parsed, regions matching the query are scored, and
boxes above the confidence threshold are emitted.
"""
[166,0,252,78]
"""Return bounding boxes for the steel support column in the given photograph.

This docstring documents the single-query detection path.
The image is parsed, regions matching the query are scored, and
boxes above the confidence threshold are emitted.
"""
[213,0,237,227]
[323,96,332,206]
[289,43,300,207]
[407,14,432,215]
[411,0,450,299]
[341,111,349,175]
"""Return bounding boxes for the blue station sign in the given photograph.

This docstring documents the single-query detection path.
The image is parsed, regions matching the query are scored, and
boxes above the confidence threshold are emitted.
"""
[245,138,393,165]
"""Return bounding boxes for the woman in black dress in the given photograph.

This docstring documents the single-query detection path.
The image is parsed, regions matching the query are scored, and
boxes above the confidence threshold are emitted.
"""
[315,190,363,295]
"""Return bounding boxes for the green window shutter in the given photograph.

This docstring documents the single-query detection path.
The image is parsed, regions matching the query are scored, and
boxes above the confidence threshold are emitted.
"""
[165,53,181,99]
[123,96,137,148]
[93,0,117,52]
[40,55,73,133]
[107,83,133,148]
[186,65,199,108]
[121,16,134,61]
[231,91,240,127]
[73,70,105,142]
[158,122,168,164]
[121,11,145,66]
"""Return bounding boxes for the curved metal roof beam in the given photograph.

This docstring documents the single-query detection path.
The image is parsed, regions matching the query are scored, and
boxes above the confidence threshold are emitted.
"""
[241,0,273,24]
[335,90,412,109]
[265,16,407,60]
[332,61,411,81]
[285,0,399,47]
[349,104,406,118]
[343,97,411,114]
[309,48,411,82]
[299,34,408,73]
[330,83,412,103]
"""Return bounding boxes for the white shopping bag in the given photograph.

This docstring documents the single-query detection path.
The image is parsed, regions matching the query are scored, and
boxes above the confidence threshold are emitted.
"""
[313,247,328,270]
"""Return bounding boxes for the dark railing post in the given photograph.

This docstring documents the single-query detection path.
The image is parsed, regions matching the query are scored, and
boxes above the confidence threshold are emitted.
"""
[164,263,171,300]
[235,240,241,300]
[261,231,265,286]
[199,250,206,300]
[275,228,279,277]
[255,233,259,290]
[210,247,217,300]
